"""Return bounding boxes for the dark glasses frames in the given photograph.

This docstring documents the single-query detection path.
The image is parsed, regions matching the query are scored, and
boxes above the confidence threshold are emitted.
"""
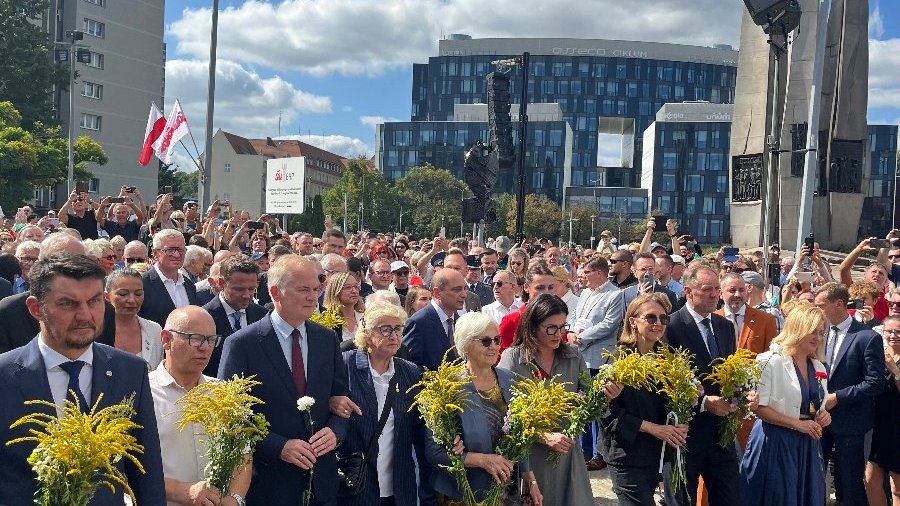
[636,315,670,325]
[478,336,501,347]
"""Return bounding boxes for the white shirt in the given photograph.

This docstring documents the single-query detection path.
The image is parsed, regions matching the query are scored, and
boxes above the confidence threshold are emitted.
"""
[828,315,854,371]
[368,356,396,497]
[430,300,455,337]
[155,264,190,308]
[685,304,717,356]
[271,311,308,380]
[219,294,246,330]
[723,305,746,341]
[148,363,212,506]
[37,337,93,414]
[482,299,523,326]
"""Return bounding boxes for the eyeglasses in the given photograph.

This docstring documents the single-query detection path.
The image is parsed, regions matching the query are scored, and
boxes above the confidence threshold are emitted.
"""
[883,329,900,336]
[373,270,392,277]
[609,259,626,265]
[393,270,410,276]
[317,273,327,284]
[168,329,220,348]
[635,315,670,326]
[17,256,38,263]
[477,336,501,347]
[544,323,570,335]
[890,255,900,260]
[889,301,900,308]
[373,325,404,337]
[492,281,507,288]
[159,247,186,256]
[125,257,146,264]
[341,284,360,291]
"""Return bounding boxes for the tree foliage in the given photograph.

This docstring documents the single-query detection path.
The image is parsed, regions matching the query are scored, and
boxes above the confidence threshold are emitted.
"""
[0,101,105,212]
[506,194,562,240]
[484,193,515,239]
[394,163,471,237]
[157,165,199,201]
[288,194,325,236]
[321,158,397,233]
[0,0,69,128]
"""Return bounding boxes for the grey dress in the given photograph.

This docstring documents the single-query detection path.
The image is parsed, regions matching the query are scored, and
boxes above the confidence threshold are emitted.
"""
[497,344,594,506]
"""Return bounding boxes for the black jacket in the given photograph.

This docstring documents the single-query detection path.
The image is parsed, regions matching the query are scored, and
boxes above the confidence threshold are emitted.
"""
[202,295,269,376]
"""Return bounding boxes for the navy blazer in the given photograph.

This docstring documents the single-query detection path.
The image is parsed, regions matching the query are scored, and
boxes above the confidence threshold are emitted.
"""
[403,303,458,371]
[467,281,495,307]
[0,276,11,299]
[218,314,350,505]
[0,292,117,353]
[663,305,737,453]
[138,268,198,328]
[202,295,269,376]
[195,285,215,307]
[0,339,165,505]
[426,367,520,501]
[339,349,428,506]
[826,319,885,436]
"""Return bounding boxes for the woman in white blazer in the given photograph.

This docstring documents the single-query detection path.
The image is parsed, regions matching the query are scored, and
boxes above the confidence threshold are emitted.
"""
[105,268,164,368]
[739,303,832,506]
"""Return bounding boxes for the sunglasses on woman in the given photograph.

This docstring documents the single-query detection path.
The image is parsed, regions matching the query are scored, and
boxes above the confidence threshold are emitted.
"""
[635,315,670,325]
[478,336,501,347]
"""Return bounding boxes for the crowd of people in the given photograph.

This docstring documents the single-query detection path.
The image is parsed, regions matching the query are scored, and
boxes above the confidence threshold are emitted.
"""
[0,191,897,506]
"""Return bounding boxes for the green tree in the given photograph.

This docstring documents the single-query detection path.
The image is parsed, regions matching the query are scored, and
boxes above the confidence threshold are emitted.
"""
[174,170,199,201]
[288,194,326,236]
[0,101,105,212]
[0,0,68,128]
[564,205,598,246]
[321,158,396,233]
[394,163,470,238]
[484,193,515,239]
[506,194,561,239]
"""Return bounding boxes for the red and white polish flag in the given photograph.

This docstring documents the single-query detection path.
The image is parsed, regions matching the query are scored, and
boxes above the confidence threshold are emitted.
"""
[152,100,192,165]
[139,102,166,166]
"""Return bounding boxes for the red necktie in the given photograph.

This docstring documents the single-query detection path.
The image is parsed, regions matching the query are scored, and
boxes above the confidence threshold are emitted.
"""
[290,328,306,395]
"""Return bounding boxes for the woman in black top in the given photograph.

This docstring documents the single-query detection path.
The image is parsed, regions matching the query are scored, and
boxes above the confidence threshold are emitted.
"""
[600,293,689,506]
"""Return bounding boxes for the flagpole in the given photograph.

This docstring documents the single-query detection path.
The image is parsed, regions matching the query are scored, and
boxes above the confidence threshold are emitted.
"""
[200,0,220,211]
[178,140,203,171]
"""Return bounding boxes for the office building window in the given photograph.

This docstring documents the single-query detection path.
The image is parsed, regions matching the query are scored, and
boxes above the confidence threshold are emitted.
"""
[549,129,563,147]
[81,82,102,99]
[80,113,101,130]
[709,153,724,171]
[662,174,676,191]
[224,163,231,173]
[716,175,728,192]
[686,175,703,192]
[658,196,672,213]
[695,130,707,148]
[85,51,104,69]
[84,18,105,38]
[84,0,105,5]
[663,152,677,169]
[685,197,696,214]
[703,197,716,214]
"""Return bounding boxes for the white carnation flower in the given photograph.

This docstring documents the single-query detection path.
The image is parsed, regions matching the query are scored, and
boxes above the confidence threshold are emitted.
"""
[297,396,316,412]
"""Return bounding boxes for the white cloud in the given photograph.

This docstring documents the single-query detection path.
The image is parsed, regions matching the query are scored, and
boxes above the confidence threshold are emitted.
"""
[869,2,884,39]
[360,115,401,127]
[868,39,900,110]
[164,58,332,142]
[274,134,373,158]
[342,105,354,113]
[168,0,742,77]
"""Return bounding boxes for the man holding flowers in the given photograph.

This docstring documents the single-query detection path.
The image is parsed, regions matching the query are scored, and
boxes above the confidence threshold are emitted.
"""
[218,255,350,505]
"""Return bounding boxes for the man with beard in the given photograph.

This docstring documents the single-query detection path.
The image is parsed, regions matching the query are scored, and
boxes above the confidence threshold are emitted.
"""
[0,253,165,505]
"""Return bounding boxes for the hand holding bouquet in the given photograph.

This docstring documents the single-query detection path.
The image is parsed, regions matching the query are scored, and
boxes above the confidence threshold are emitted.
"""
[706,348,763,447]
[653,346,700,496]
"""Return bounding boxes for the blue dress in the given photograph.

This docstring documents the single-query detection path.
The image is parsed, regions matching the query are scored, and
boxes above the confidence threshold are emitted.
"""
[739,358,825,506]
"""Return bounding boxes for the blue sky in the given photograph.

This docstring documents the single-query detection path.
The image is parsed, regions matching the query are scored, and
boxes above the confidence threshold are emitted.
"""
[162,0,900,167]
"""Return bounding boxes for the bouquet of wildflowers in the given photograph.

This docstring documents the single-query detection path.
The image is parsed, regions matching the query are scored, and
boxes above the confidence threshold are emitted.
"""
[652,346,700,496]
[7,393,145,506]
[309,306,345,329]
[408,355,477,504]
[482,375,579,505]
[177,375,269,499]
[552,346,658,464]
[706,348,763,447]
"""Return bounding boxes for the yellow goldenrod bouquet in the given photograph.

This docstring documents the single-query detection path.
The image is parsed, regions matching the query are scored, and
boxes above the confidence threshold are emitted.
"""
[177,375,269,497]
[706,348,763,447]
[7,394,144,506]
[408,355,476,504]
[653,346,700,496]
[309,306,345,329]
[483,375,579,505]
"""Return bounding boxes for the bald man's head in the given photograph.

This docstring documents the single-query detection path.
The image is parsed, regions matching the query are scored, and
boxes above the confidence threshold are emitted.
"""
[162,305,218,378]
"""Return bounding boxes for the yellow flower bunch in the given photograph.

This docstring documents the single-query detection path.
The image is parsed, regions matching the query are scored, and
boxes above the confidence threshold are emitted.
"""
[483,375,579,505]
[177,375,269,495]
[706,348,763,447]
[601,346,661,391]
[309,306,345,329]
[7,394,144,506]
[652,345,700,495]
[408,355,476,504]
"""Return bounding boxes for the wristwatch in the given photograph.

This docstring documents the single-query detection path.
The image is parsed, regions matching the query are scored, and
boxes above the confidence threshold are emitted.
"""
[229,493,246,506]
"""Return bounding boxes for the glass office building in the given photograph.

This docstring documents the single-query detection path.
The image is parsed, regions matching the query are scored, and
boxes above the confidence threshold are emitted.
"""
[382,35,738,193]
[859,124,899,239]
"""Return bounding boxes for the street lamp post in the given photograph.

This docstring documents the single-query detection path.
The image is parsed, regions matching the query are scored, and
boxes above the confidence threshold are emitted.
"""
[590,215,597,249]
[460,187,465,237]
[56,30,85,196]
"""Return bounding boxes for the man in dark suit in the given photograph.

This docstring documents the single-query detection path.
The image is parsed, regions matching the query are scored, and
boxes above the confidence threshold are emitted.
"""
[0,253,165,505]
[0,234,116,353]
[403,268,468,371]
[139,229,198,327]
[0,275,12,300]
[218,254,349,505]
[814,282,885,506]
[464,254,495,306]
[441,249,482,313]
[663,264,740,506]
[202,254,268,376]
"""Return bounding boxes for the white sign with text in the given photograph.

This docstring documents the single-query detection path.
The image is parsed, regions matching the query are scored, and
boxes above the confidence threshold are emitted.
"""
[265,157,305,214]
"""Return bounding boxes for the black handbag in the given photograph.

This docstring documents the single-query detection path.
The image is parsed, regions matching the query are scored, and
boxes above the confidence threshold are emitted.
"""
[336,372,399,498]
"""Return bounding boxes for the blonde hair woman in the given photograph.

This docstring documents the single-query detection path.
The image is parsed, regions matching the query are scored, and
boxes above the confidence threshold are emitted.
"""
[323,271,364,342]
[740,304,831,506]
[551,265,578,316]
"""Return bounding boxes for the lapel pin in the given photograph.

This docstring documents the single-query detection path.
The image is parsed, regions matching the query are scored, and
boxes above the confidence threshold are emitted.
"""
[106,370,113,377]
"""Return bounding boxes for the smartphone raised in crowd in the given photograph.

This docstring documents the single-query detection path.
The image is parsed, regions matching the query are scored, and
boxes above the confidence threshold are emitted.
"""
[651,215,670,226]
[246,221,265,230]
[163,185,173,194]
[107,197,124,204]
[870,239,893,249]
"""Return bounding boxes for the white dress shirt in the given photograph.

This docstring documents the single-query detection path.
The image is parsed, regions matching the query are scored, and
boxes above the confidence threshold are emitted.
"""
[828,315,854,370]
[369,356,396,497]
[37,337,93,413]
[219,294,246,330]
[155,264,190,308]
[482,299,523,325]
[148,363,212,506]
[685,304,717,355]
[722,305,746,343]
[271,311,308,380]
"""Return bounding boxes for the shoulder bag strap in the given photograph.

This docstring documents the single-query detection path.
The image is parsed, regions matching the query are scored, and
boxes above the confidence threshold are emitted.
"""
[365,370,399,461]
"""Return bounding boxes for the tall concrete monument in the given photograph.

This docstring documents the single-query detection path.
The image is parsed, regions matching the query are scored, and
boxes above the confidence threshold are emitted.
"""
[729,0,869,249]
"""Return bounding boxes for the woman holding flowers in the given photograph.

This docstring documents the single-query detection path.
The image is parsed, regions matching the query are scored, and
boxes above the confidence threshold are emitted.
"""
[601,293,688,506]
[739,303,832,506]
[337,301,428,506]
[498,293,595,506]
[428,311,542,506]
[323,272,365,342]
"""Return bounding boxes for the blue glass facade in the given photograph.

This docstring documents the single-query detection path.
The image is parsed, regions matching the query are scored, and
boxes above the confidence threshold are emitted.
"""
[859,124,899,239]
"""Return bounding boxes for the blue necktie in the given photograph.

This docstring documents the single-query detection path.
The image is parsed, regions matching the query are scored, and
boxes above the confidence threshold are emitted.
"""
[700,318,720,359]
[826,327,838,370]
[231,311,243,331]
[59,361,89,413]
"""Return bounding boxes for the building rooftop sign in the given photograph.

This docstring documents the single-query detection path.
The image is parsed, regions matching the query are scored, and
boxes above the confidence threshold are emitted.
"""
[655,102,734,123]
